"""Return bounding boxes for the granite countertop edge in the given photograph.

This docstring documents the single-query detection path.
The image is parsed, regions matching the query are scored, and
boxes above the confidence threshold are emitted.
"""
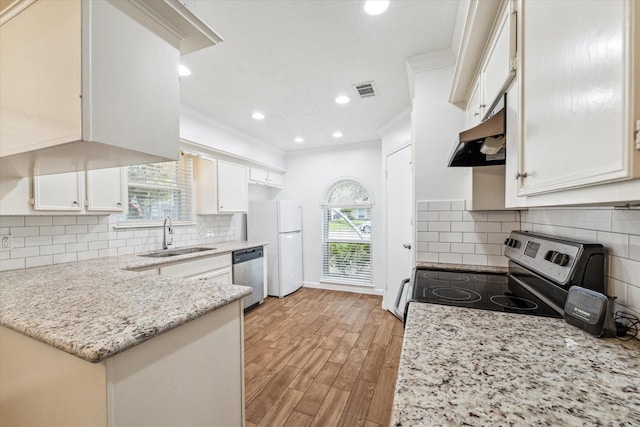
[391,302,640,426]
[0,240,267,363]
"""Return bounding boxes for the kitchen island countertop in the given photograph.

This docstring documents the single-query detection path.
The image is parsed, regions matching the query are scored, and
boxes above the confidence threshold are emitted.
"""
[0,240,266,363]
[392,302,640,426]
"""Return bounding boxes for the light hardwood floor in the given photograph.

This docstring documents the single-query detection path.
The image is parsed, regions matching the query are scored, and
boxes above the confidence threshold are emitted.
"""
[244,288,403,427]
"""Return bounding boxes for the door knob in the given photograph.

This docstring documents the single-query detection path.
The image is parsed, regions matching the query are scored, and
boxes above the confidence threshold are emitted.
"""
[402,243,411,249]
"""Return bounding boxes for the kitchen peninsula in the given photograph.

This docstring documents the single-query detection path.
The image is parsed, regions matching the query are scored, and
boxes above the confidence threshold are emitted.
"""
[392,303,640,426]
[0,242,263,427]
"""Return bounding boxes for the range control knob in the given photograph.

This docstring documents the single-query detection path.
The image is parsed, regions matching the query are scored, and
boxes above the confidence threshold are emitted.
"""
[504,238,521,248]
[545,251,570,266]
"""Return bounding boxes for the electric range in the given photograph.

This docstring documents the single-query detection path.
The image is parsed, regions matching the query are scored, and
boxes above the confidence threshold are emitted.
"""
[394,231,605,322]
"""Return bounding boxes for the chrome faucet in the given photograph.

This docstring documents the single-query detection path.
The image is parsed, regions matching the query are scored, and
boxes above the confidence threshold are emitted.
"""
[162,216,173,249]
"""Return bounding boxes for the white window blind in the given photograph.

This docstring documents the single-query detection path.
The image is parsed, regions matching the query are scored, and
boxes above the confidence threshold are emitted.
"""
[120,153,194,223]
[321,179,373,285]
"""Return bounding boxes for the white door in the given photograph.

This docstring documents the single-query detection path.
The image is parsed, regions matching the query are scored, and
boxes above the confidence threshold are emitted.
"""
[278,231,303,297]
[384,144,413,311]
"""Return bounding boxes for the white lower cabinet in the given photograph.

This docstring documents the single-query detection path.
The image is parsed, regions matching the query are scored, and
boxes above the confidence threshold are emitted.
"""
[159,253,232,284]
[33,167,126,213]
[0,302,244,427]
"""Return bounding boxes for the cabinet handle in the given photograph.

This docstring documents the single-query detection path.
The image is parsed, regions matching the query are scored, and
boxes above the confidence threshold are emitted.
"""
[402,243,412,249]
[117,202,122,207]
[474,112,480,117]
[480,104,486,108]
[72,200,79,206]
[515,172,528,180]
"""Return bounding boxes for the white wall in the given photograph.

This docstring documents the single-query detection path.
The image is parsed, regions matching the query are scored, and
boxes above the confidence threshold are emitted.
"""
[412,64,466,201]
[275,142,383,294]
[180,107,286,171]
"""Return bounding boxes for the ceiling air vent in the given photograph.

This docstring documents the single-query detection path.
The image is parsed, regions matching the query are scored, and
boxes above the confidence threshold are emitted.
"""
[353,81,377,98]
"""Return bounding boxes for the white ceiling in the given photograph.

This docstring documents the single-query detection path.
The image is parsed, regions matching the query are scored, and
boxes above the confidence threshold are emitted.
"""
[179,0,460,152]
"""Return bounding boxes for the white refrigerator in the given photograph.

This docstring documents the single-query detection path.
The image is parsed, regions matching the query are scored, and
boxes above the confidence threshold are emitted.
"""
[247,200,303,298]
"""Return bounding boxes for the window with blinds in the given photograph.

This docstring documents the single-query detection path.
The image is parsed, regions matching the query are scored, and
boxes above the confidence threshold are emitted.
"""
[119,153,194,223]
[321,179,373,285]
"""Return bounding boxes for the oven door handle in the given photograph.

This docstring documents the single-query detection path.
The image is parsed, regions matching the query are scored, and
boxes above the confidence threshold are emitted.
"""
[392,278,411,321]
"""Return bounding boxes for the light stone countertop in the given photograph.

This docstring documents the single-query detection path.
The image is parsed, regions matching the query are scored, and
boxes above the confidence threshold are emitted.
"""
[391,302,640,426]
[0,241,267,363]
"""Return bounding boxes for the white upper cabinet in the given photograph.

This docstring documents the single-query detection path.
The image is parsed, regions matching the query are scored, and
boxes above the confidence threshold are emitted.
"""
[465,80,483,128]
[33,172,84,212]
[33,167,127,213]
[194,157,249,214]
[480,3,516,114]
[86,168,127,212]
[249,167,284,188]
[516,0,640,197]
[194,157,219,215]
[218,160,248,213]
[0,0,220,178]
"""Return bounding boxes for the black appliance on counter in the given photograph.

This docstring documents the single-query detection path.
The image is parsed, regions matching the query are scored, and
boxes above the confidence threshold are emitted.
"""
[393,231,605,323]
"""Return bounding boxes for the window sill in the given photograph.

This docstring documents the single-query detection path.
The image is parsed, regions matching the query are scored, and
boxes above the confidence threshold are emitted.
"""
[112,221,196,230]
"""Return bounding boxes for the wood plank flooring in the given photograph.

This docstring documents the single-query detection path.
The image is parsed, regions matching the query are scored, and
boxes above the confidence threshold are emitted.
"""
[244,288,403,427]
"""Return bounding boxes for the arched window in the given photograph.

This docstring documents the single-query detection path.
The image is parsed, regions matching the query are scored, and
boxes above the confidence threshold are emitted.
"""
[320,178,373,285]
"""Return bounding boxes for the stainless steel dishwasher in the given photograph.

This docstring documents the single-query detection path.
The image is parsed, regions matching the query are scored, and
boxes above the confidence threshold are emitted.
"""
[232,246,264,312]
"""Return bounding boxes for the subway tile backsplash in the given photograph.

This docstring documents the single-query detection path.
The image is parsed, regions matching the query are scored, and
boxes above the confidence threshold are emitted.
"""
[415,201,640,321]
[0,214,238,271]
[522,208,640,319]
[416,200,520,268]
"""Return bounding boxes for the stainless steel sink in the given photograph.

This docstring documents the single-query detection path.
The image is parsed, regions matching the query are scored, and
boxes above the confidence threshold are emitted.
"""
[138,247,216,258]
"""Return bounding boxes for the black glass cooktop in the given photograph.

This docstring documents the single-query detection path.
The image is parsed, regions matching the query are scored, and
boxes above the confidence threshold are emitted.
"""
[409,269,563,318]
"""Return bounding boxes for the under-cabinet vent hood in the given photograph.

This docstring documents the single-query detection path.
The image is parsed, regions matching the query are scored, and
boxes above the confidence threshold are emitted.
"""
[448,107,506,167]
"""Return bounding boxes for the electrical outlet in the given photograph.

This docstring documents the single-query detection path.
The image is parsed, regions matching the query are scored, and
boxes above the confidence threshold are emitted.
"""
[1,235,13,250]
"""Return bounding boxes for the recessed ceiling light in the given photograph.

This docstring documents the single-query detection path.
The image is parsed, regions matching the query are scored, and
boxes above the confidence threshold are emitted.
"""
[332,131,343,138]
[251,112,265,120]
[178,64,191,76]
[363,0,390,16]
[335,95,350,104]
[294,137,304,143]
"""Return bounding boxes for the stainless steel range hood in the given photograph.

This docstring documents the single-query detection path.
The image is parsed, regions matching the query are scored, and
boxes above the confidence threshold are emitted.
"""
[448,107,506,167]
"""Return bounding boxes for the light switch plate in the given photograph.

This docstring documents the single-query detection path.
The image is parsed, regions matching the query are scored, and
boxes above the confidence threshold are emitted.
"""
[1,235,13,250]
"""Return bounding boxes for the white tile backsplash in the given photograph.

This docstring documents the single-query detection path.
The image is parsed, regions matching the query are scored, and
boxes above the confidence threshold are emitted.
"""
[416,200,520,267]
[0,214,238,271]
[416,202,640,326]
[523,207,640,322]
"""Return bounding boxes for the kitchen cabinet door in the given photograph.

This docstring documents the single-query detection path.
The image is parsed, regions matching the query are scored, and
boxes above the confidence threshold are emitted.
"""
[249,167,284,188]
[481,3,516,113]
[86,168,126,212]
[217,160,248,213]
[465,80,483,128]
[194,157,219,215]
[33,172,83,211]
[0,0,221,177]
[517,0,639,196]
[268,171,284,188]
[249,168,269,185]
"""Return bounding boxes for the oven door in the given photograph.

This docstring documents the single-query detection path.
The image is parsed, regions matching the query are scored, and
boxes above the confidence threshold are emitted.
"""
[392,277,411,322]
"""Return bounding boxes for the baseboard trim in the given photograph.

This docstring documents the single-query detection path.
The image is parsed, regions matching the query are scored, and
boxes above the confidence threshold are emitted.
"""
[302,281,383,296]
